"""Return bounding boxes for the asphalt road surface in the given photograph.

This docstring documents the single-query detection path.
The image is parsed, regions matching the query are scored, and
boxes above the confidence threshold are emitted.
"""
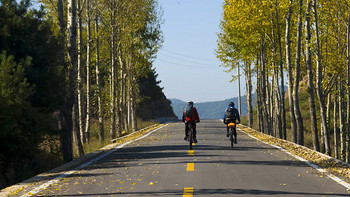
[20,120,349,196]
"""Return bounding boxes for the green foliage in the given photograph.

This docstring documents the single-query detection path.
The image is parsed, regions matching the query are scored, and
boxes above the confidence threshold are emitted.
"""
[0,0,64,188]
[137,69,176,120]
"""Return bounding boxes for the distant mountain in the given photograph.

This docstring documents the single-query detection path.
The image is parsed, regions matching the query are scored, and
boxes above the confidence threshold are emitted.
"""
[170,96,254,120]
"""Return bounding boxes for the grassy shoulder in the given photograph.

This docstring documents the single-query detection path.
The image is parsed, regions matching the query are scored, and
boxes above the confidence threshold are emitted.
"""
[238,124,350,182]
[2,121,165,196]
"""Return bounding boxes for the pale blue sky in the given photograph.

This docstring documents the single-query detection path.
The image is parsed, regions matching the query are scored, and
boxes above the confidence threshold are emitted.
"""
[154,0,242,103]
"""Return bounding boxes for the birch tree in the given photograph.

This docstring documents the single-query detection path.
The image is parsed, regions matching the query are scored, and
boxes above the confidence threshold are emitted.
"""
[305,0,320,151]
[313,0,331,155]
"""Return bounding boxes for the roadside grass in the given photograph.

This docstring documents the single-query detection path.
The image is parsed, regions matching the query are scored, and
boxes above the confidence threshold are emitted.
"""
[238,124,350,182]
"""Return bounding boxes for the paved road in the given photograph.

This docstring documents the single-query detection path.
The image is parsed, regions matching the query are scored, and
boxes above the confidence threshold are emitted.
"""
[20,120,349,196]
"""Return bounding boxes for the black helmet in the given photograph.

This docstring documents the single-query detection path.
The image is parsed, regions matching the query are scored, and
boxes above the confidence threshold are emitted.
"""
[187,101,194,105]
[229,102,234,107]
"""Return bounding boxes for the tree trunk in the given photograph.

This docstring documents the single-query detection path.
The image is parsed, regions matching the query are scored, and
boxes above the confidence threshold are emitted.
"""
[261,36,271,134]
[305,0,319,151]
[327,94,331,131]
[340,15,350,163]
[118,54,127,135]
[339,79,345,160]
[122,61,128,133]
[66,0,84,158]
[77,0,85,144]
[334,82,339,159]
[72,103,84,156]
[110,48,116,140]
[84,0,91,142]
[275,0,285,139]
[256,53,262,132]
[313,0,331,155]
[286,0,297,142]
[110,10,117,140]
[95,14,104,142]
[131,76,138,132]
[248,63,253,128]
[270,13,281,138]
[346,14,350,163]
[57,0,73,161]
[293,0,304,145]
[244,62,253,128]
[340,78,346,161]
[238,63,241,116]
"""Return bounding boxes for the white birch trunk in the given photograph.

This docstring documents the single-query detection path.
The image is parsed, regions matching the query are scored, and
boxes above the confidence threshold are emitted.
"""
[305,0,320,151]
[77,0,85,144]
[286,0,297,142]
[67,0,84,157]
[293,0,304,145]
[94,15,104,142]
[313,0,331,155]
[85,0,91,142]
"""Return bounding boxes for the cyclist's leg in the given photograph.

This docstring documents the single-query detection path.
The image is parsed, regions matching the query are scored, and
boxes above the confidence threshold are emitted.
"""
[233,127,237,143]
[184,122,189,140]
[193,123,197,143]
[226,124,229,137]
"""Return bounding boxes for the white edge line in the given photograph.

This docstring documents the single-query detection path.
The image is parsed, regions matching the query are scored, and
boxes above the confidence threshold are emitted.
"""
[21,124,168,197]
[238,128,350,190]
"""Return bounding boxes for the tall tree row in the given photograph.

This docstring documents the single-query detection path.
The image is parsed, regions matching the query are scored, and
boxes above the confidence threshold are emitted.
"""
[217,0,350,162]
[0,0,166,188]
[0,0,66,187]
[39,0,163,159]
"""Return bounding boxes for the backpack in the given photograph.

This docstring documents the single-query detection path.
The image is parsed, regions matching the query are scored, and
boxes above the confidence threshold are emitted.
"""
[225,107,236,121]
[184,104,194,117]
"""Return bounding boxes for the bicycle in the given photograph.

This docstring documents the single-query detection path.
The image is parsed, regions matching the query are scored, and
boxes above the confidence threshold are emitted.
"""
[227,122,236,148]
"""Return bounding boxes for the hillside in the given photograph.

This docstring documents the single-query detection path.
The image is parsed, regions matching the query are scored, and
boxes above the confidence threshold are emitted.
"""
[170,96,253,120]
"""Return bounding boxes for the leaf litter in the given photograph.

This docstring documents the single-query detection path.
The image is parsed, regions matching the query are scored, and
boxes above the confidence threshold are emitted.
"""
[239,125,350,182]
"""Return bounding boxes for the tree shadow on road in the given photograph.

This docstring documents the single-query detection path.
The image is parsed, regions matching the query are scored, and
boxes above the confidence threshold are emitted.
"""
[48,187,350,196]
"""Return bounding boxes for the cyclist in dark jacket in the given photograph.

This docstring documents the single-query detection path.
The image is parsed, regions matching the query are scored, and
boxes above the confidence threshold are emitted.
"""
[182,101,200,143]
[223,102,240,143]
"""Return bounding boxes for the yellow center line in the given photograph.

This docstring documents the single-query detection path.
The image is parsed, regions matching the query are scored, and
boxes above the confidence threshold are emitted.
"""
[187,163,194,171]
[188,150,194,156]
[183,187,194,197]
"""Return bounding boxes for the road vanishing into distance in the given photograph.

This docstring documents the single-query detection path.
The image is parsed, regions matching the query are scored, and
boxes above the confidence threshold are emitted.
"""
[18,120,349,197]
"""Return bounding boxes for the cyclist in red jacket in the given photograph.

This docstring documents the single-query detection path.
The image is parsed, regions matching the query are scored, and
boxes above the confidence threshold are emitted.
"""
[182,101,200,143]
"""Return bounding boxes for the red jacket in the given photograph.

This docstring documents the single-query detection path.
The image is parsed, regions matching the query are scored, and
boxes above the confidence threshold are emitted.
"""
[182,107,200,123]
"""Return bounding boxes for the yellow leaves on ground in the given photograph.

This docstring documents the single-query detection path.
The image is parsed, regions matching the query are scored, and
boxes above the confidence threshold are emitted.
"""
[239,125,350,180]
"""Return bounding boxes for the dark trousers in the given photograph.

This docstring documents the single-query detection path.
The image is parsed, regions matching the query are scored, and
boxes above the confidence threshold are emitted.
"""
[226,125,237,142]
[185,121,197,138]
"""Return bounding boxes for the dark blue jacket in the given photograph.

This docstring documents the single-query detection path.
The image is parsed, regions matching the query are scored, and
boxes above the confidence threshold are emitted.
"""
[223,106,240,123]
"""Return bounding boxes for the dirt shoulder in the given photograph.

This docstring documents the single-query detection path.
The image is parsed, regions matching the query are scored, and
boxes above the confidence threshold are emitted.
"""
[238,124,350,184]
